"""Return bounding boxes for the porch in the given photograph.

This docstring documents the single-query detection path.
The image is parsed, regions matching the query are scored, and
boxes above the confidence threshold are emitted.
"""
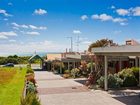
[92,45,140,90]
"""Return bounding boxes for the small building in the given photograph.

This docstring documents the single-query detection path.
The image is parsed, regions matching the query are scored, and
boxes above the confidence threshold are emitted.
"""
[45,52,94,73]
[92,44,140,90]
[29,54,45,70]
[46,52,81,72]
[126,39,139,45]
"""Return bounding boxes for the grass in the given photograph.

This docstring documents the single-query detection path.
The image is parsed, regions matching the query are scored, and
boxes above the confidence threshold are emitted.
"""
[0,67,26,105]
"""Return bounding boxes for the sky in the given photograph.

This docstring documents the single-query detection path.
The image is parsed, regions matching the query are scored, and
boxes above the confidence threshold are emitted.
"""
[0,0,140,55]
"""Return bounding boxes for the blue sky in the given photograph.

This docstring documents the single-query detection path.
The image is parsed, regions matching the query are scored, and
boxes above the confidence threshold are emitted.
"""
[0,0,140,55]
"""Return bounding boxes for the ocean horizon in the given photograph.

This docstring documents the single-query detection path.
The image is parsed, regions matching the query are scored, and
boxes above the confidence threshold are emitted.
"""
[0,52,62,57]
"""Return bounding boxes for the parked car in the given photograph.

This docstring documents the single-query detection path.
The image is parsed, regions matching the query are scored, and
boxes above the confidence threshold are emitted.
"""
[3,63,14,67]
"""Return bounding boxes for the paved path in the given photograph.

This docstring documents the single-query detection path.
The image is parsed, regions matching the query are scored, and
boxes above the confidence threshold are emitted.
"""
[35,71,140,105]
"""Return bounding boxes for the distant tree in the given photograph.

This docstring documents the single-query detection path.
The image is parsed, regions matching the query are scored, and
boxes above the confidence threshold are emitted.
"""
[0,57,7,65]
[6,57,18,64]
[13,55,18,58]
[7,55,18,58]
[88,39,117,52]
[0,56,31,65]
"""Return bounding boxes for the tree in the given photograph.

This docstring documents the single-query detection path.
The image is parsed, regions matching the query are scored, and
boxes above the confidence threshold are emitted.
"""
[87,39,117,81]
[88,39,117,52]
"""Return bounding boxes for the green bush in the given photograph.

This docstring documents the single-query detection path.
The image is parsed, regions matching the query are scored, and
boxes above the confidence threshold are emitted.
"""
[118,68,138,87]
[97,76,104,88]
[0,55,31,65]
[97,67,139,89]
[71,68,80,78]
[123,75,138,87]
[118,68,134,79]
[97,74,123,88]
[87,62,95,70]
[26,65,34,74]
[21,92,41,105]
[26,81,36,93]
[108,74,123,88]
[131,67,139,81]
[64,70,70,74]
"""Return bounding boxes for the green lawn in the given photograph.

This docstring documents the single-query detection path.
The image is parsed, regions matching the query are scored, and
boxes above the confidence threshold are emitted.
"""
[0,67,26,105]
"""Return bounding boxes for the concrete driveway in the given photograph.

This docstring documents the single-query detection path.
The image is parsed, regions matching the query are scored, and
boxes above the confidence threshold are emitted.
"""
[35,71,140,105]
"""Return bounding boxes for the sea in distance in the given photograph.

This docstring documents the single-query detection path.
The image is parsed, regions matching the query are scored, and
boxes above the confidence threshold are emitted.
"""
[0,52,61,57]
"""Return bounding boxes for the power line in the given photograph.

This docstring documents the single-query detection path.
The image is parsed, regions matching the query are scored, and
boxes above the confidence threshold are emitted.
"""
[76,35,80,52]
[66,37,73,52]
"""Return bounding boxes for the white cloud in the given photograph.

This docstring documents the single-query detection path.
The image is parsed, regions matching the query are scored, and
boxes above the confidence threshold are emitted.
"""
[3,18,8,21]
[132,7,140,16]
[29,25,47,30]
[13,27,19,30]
[0,39,89,54]
[113,30,122,34]
[116,9,129,16]
[92,13,127,24]
[92,14,113,21]
[82,41,92,44]
[34,9,47,15]
[73,30,82,34]
[29,25,37,29]
[21,24,28,28]
[11,22,28,29]
[0,40,67,54]
[113,18,127,23]
[120,22,128,26]
[116,6,140,16]
[0,9,12,17]
[0,35,8,39]
[111,5,115,9]
[11,22,19,27]
[0,31,17,36]
[26,31,40,35]
[0,31,17,40]
[11,23,47,30]
[9,39,16,42]
[81,15,88,20]
[39,27,47,30]
[8,2,13,6]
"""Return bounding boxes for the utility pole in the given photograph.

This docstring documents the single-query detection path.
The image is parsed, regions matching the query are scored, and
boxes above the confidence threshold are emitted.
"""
[76,35,80,52]
[66,37,73,52]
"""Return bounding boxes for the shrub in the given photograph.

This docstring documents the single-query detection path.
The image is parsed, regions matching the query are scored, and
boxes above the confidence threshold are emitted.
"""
[97,76,105,88]
[27,64,31,68]
[26,65,34,74]
[118,68,133,78]
[118,68,138,87]
[26,81,36,93]
[63,74,71,78]
[71,68,80,78]
[87,62,95,70]
[108,74,123,88]
[21,92,41,105]
[97,74,123,88]
[97,68,139,89]
[26,73,36,86]
[64,70,70,74]
[131,67,139,81]
[123,75,138,87]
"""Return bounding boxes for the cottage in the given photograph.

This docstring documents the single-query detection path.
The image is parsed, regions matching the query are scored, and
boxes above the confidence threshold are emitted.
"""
[92,44,140,90]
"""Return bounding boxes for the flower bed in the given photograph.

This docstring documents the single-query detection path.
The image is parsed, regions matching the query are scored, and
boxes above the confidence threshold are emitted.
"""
[21,64,41,105]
